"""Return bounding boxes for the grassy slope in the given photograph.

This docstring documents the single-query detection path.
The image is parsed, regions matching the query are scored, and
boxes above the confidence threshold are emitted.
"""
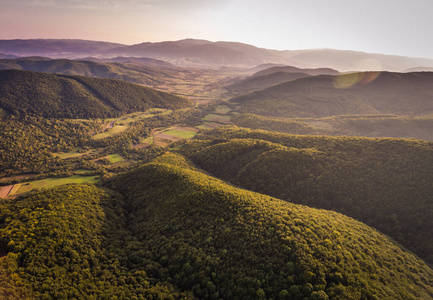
[183,127,433,265]
[14,175,99,195]
[232,72,433,118]
[0,69,192,119]
[164,129,197,139]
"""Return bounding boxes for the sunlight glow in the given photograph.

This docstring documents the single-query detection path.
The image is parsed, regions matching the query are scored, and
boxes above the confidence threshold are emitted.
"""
[333,72,381,89]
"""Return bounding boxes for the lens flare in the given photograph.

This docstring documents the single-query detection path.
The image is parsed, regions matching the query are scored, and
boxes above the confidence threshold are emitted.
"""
[359,71,381,84]
[333,73,362,88]
[333,72,381,89]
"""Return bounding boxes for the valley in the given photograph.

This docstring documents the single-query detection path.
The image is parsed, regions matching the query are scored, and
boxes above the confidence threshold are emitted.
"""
[0,40,433,299]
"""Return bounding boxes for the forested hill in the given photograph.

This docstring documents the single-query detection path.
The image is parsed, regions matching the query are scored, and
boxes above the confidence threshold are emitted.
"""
[1,153,432,298]
[0,57,177,86]
[251,66,339,77]
[0,69,192,119]
[231,113,433,142]
[181,126,433,266]
[232,71,433,118]
[106,153,433,299]
[226,66,340,94]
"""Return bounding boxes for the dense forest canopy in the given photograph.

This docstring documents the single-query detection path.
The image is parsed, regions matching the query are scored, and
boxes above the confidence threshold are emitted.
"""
[181,126,433,266]
[232,113,433,141]
[1,153,432,299]
[0,69,192,119]
[0,57,178,87]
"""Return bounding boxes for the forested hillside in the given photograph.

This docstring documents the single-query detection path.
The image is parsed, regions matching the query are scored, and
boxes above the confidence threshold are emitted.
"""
[182,127,433,265]
[226,66,339,94]
[1,153,432,299]
[0,116,98,176]
[232,113,433,141]
[227,71,312,94]
[232,72,433,118]
[0,184,188,299]
[0,70,192,119]
[0,57,177,86]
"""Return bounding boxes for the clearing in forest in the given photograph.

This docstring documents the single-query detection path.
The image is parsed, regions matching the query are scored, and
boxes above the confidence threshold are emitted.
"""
[15,176,99,195]
[202,113,231,124]
[92,124,128,140]
[108,154,125,163]
[163,129,198,139]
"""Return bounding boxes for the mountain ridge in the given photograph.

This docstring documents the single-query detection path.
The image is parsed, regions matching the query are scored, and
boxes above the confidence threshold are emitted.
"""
[1,38,433,70]
[232,71,433,118]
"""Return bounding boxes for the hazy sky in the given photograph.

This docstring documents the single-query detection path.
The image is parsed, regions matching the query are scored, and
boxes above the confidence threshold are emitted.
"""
[1,0,432,59]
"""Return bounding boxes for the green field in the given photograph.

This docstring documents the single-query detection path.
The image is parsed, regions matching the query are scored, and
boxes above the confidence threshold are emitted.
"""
[92,109,173,140]
[14,175,99,195]
[196,124,214,130]
[73,170,94,175]
[203,114,232,123]
[117,109,173,124]
[108,154,124,163]
[213,105,232,115]
[164,129,197,139]
[141,136,153,143]
[92,125,128,140]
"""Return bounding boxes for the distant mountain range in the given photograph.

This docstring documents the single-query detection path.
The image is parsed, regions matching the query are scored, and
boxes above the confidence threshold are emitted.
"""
[0,39,123,58]
[1,38,433,71]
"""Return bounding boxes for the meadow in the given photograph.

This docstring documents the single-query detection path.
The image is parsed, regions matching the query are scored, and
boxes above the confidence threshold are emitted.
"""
[12,175,99,195]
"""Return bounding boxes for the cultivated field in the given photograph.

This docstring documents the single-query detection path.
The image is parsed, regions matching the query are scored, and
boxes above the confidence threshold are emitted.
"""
[163,129,198,139]
[14,175,99,195]
[108,154,124,163]
[202,114,232,124]
[213,105,232,114]
[0,185,13,198]
[92,125,128,140]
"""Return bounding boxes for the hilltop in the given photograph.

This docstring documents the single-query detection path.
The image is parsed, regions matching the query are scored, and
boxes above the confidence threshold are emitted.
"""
[227,66,339,94]
[182,126,433,265]
[0,69,192,119]
[251,66,339,77]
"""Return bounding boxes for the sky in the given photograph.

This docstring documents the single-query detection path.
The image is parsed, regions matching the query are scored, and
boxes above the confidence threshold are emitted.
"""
[1,0,432,59]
